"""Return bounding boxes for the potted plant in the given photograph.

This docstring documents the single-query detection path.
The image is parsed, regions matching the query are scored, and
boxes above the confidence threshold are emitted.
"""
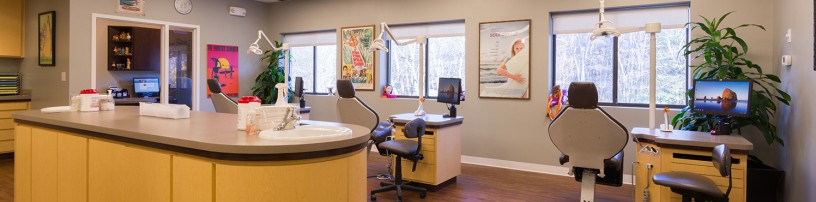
[672,12,788,202]
[252,41,294,104]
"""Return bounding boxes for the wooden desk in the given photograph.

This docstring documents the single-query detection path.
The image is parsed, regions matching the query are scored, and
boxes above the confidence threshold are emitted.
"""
[632,128,753,202]
[389,113,463,192]
[114,97,158,106]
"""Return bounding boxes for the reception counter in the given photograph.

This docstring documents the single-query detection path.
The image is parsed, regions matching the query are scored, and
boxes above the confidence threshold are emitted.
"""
[13,107,370,202]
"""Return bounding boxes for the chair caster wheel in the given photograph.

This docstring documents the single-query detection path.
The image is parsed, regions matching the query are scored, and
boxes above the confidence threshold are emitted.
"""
[370,194,376,201]
[420,192,427,198]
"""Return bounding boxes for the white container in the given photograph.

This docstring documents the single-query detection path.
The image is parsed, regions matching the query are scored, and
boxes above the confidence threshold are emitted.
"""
[237,96,262,130]
[79,89,100,112]
[99,95,115,111]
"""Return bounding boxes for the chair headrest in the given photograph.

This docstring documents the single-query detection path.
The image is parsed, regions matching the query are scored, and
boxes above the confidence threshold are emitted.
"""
[402,118,426,138]
[337,80,355,98]
[207,79,222,94]
[568,82,598,109]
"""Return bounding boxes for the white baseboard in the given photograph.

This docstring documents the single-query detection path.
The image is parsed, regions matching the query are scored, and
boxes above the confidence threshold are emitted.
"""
[368,148,634,185]
[460,155,634,185]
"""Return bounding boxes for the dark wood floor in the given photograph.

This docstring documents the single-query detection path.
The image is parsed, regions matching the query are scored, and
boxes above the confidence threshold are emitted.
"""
[0,153,633,202]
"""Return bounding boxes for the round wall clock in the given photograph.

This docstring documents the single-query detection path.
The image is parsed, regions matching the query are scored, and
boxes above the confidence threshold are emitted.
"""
[174,0,193,15]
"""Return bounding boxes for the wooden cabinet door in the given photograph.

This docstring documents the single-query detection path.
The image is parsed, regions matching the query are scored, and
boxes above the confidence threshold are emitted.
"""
[0,0,24,57]
[132,27,161,71]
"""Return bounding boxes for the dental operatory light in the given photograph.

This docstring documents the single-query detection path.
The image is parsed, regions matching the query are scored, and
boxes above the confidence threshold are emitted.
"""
[248,30,291,89]
[590,0,621,40]
[372,22,426,116]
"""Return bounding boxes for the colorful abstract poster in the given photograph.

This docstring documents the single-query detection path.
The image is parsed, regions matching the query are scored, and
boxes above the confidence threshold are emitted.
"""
[207,44,239,97]
[479,20,531,99]
[340,25,375,91]
[116,0,146,16]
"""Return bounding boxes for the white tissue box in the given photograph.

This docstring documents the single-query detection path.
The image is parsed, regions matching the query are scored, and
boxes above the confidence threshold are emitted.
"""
[139,102,190,119]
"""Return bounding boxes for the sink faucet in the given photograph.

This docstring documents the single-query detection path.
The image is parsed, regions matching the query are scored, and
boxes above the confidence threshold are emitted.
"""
[273,107,300,131]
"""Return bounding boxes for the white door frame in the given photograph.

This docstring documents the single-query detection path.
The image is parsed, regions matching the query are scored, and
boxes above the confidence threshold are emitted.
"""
[90,13,202,111]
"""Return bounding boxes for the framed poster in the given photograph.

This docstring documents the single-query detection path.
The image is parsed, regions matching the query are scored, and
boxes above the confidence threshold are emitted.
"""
[38,11,55,66]
[478,19,531,99]
[340,25,376,91]
[207,44,239,97]
[116,0,146,16]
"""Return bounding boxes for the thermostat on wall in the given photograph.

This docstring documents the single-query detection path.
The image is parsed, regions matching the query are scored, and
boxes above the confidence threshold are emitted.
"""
[229,6,246,17]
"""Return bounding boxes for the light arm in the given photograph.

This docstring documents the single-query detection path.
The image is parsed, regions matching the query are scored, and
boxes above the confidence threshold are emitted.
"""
[248,30,289,55]
[371,22,421,52]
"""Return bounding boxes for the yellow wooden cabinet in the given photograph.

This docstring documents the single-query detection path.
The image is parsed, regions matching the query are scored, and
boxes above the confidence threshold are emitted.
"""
[1,101,31,153]
[0,0,25,58]
[392,122,462,189]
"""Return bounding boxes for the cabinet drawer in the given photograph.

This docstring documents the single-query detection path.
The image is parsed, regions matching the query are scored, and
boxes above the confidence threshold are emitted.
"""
[392,135,435,151]
[0,129,12,141]
[399,160,435,184]
[0,111,14,119]
[0,102,28,111]
[0,119,14,130]
[392,150,435,165]
[670,187,743,202]
[0,140,12,153]
[670,162,744,179]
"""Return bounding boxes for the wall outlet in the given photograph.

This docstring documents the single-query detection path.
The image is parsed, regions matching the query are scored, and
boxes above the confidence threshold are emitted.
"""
[61,72,66,81]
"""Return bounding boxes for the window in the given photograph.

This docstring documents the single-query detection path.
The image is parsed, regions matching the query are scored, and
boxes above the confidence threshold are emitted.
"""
[386,22,466,97]
[284,31,337,94]
[552,4,689,106]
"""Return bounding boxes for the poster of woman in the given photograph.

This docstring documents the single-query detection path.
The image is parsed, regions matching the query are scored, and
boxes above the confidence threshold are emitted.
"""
[340,25,375,91]
[479,20,531,99]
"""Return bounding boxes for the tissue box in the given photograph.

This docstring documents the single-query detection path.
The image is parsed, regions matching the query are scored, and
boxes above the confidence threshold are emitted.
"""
[139,102,190,119]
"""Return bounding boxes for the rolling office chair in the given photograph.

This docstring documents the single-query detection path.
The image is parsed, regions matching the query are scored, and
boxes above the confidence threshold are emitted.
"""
[206,79,237,114]
[371,118,428,202]
[652,144,733,202]
[336,80,393,158]
[549,82,628,202]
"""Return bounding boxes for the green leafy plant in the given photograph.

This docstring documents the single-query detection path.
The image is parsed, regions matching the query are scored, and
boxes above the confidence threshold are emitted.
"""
[252,41,294,104]
[672,12,791,146]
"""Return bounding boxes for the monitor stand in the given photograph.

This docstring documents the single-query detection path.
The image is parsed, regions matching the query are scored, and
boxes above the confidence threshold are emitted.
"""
[443,104,457,118]
[711,117,732,135]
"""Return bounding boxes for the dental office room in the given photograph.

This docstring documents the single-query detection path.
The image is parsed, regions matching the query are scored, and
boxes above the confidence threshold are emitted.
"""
[0,0,814,201]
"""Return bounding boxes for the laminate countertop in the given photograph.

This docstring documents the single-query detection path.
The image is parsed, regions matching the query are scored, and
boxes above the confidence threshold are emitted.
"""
[12,106,370,161]
[631,127,753,152]
[390,113,464,128]
[0,93,31,102]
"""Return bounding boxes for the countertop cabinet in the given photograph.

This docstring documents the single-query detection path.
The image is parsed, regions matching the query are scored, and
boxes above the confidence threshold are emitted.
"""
[0,0,24,58]
[0,101,30,153]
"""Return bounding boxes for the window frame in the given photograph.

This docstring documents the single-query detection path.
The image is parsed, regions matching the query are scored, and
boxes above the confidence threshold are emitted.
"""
[550,3,690,108]
[385,35,466,99]
[288,45,335,95]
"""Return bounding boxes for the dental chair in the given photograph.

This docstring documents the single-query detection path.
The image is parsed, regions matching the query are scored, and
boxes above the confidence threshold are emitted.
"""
[207,79,237,114]
[548,82,628,202]
[336,80,393,159]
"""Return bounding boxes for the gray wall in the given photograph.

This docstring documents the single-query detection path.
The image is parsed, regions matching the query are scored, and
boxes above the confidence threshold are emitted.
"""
[265,0,776,176]
[69,0,270,111]
[773,0,816,201]
[20,0,71,109]
[0,59,21,73]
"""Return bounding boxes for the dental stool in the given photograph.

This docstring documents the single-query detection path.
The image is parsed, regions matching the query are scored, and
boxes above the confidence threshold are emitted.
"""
[652,144,732,202]
[370,118,428,202]
[549,82,629,202]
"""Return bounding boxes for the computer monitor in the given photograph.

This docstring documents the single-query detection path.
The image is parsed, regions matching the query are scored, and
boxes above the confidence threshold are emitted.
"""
[692,79,752,135]
[437,78,462,117]
[437,78,462,105]
[294,77,305,108]
[133,77,160,97]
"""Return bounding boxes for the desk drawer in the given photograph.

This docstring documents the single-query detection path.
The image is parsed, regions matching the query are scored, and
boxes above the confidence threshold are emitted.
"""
[671,162,744,179]
[0,140,12,153]
[0,119,14,130]
[393,150,435,165]
[392,135,435,152]
[0,102,28,111]
[670,187,743,202]
[399,160,435,184]
[0,129,12,141]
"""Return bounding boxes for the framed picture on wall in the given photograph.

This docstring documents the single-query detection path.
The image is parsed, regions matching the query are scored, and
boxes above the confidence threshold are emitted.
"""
[478,19,531,99]
[340,25,376,91]
[38,11,56,66]
[116,0,146,16]
[207,44,240,97]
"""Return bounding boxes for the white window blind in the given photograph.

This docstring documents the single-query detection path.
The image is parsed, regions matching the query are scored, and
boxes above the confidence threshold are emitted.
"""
[552,6,689,34]
[283,30,336,46]
[389,22,465,39]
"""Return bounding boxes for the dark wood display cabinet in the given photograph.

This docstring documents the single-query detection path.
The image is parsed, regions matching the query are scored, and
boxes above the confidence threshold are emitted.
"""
[108,26,161,71]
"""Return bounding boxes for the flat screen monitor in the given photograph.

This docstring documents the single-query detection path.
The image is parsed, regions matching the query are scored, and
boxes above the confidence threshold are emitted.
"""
[133,77,160,97]
[692,79,752,117]
[437,78,462,105]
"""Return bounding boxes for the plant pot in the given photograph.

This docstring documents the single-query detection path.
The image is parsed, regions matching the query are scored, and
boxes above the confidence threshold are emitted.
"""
[747,160,785,202]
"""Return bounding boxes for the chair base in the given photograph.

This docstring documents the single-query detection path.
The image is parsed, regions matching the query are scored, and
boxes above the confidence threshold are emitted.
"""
[370,182,427,201]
